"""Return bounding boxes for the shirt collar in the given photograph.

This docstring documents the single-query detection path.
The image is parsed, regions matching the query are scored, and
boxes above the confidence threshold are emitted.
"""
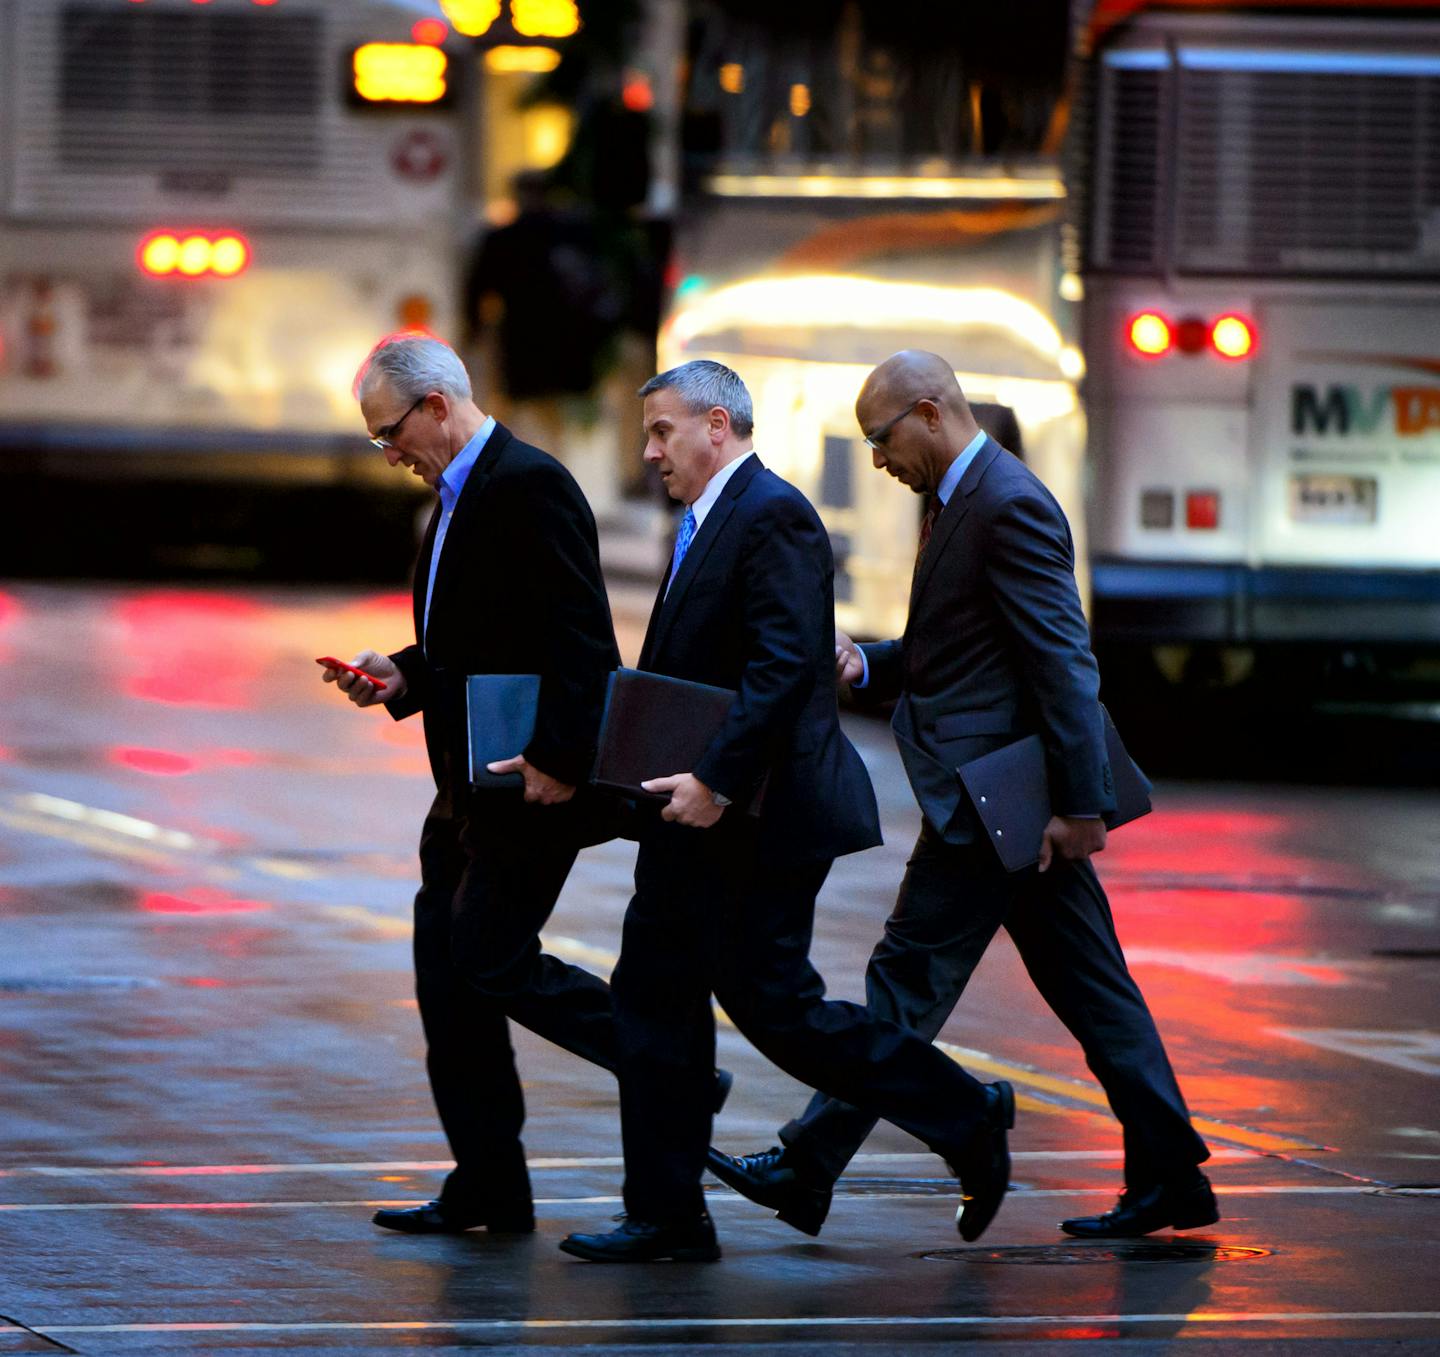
[690,448,755,529]
[437,416,496,507]
[935,429,988,506]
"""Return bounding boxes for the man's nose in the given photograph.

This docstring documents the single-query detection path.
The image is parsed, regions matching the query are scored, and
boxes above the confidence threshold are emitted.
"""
[642,441,661,463]
[383,446,402,467]
[871,447,886,471]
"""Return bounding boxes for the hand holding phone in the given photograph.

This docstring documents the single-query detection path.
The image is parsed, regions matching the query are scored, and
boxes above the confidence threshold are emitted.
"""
[315,656,388,692]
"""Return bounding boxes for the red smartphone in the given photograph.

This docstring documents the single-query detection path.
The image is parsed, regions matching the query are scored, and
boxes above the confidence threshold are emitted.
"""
[315,656,387,692]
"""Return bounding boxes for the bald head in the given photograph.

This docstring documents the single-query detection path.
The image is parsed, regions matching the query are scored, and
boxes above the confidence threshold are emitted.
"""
[859,350,968,416]
[856,350,981,495]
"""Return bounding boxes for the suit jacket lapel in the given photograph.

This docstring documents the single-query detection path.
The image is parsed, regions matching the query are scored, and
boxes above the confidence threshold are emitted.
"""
[641,455,764,664]
[908,437,1001,606]
[413,502,441,643]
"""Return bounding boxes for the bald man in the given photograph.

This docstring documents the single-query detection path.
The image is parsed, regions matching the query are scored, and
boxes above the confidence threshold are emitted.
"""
[709,351,1216,1240]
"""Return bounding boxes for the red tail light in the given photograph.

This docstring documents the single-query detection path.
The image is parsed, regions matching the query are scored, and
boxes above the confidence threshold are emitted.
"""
[1211,313,1256,360]
[139,231,251,279]
[1186,491,1220,529]
[1127,311,1172,357]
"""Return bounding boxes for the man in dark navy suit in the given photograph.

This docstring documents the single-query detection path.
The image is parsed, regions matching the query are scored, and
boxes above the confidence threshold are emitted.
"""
[558,360,1015,1264]
[321,334,624,1238]
[710,350,1217,1240]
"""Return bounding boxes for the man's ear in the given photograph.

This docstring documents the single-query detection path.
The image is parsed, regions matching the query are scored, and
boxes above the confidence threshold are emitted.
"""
[708,406,731,443]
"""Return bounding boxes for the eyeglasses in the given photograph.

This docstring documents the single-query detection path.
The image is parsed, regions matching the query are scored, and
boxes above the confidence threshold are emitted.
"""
[368,393,429,450]
[862,397,931,450]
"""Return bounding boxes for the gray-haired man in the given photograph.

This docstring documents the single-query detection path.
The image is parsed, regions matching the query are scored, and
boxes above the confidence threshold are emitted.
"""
[321,333,625,1235]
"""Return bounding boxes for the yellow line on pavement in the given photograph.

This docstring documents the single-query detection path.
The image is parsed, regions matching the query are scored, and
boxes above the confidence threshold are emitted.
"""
[934,1041,1323,1154]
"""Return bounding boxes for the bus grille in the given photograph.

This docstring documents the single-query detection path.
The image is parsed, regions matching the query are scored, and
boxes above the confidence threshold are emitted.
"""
[5,1,447,228]
[57,5,323,176]
[1092,35,1440,278]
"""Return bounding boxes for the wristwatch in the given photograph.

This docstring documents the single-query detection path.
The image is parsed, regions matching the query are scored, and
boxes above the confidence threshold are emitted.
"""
[711,791,733,808]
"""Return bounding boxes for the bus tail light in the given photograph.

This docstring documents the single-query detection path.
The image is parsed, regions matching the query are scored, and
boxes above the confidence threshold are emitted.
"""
[140,231,251,279]
[1186,490,1220,529]
[1210,313,1256,360]
[1127,311,1172,357]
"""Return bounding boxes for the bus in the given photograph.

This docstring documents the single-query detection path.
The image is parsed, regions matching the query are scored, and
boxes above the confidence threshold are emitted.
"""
[1079,0,1440,696]
[655,0,1084,641]
[0,0,469,576]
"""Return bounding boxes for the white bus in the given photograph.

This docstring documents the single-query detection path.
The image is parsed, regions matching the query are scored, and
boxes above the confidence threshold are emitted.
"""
[658,0,1085,641]
[0,0,468,572]
[1080,1,1440,692]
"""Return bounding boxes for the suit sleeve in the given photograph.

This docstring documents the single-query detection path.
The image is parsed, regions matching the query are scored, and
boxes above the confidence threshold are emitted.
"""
[384,643,431,722]
[508,464,620,785]
[982,489,1113,817]
[693,496,826,800]
[856,639,904,702]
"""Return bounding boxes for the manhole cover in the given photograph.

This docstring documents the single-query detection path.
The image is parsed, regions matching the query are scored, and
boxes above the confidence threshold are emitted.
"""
[917,1244,1270,1264]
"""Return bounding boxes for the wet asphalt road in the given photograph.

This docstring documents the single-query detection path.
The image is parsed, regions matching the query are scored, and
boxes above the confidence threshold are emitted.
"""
[0,582,1437,1355]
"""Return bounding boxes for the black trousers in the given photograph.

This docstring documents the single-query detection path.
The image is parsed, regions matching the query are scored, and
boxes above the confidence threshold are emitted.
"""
[611,820,992,1225]
[780,825,1210,1187]
[413,791,617,1208]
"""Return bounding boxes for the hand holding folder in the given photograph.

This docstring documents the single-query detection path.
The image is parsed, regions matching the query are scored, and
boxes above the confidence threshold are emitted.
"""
[591,668,763,815]
[956,708,1152,872]
[466,674,541,788]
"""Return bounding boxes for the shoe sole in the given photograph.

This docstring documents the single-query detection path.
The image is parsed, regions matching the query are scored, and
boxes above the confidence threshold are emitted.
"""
[557,1240,722,1263]
[955,1080,1014,1243]
[1058,1200,1220,1238]
[705,1154,830,1237]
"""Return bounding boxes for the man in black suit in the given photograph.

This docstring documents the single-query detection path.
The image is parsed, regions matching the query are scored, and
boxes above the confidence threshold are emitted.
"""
[709,350,1217,1239]
[321,334,624,1237]
[558,360,1015,1264]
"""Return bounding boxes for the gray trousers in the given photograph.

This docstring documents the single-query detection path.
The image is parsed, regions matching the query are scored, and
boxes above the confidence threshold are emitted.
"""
[780,825,1210,1188]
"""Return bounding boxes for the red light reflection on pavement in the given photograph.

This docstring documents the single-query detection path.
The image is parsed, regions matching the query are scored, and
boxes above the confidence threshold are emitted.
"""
[109,747,198,776]
[139,890,272,916]
[115,592,267,710]
[1105,808,1327,880]
[0,589,20,663]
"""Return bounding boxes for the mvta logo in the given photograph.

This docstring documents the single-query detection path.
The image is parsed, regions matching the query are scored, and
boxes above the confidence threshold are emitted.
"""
[1293,384,1440,436]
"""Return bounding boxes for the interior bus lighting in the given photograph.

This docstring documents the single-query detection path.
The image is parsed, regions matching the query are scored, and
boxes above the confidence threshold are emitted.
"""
[485,46,561,73]
[1127,311,1173,357]
[440,0,501,37]
[353,43,448,104]
[139,232,251,279]
[1211,313,1257,360]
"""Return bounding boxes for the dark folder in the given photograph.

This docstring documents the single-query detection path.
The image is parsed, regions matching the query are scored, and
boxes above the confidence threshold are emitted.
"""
[466,674,541,788]
[592,667,760,813]
[956,708,1152,872]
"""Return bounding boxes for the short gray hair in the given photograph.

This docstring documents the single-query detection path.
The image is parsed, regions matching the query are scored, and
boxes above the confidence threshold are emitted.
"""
[638,360,753,437]
[355,334,472,404]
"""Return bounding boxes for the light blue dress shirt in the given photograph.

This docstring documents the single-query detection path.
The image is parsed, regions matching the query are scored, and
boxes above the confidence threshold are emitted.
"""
[424,416,495,645]
[854,428,988,688]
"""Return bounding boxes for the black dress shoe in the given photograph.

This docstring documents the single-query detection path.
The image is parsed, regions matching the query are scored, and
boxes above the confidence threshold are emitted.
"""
[947,1080,1015,1243]
[705,1145,832,1236]
[1060,1171,1219,1238]
[558,1211,721,1263]
[372,1199,535,1235]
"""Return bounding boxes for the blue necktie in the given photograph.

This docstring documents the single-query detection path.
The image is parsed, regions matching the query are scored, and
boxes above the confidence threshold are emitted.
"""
[667,506,697,594]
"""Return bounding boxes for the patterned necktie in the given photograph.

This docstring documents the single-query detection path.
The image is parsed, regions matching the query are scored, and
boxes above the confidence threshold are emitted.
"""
[667,506,697,593]
[914,495,942,576]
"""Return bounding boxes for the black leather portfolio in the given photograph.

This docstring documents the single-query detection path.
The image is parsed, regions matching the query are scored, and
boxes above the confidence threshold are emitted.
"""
[592,667,759,813]
[956,708,1152,872]
[466,674,541,788]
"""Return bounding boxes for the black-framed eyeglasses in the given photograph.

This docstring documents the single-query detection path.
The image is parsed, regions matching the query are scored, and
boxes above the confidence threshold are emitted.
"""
[369,393,428,450]
[862,397,931,450]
